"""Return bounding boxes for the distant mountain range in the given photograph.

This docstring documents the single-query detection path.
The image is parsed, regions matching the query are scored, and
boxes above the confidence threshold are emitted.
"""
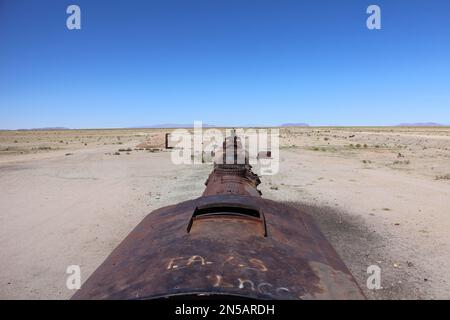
[6,122,449,130]
[280,123,309,127]
[129,123,217,128]
[396,122,446,127]
[132,123,311,128]
[16,127,70,131]
[133,122,449,128]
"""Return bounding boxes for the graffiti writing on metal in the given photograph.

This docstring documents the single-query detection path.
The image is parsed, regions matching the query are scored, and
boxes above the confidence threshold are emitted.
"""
[166,255,292,298]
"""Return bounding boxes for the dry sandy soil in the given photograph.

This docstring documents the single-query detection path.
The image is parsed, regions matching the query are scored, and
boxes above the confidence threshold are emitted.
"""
[1,127,449,299]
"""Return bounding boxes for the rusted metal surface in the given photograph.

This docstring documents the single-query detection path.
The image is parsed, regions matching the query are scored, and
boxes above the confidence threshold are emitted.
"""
[203,135,261,197]
[72,132,365,300]
[165,133,173,149]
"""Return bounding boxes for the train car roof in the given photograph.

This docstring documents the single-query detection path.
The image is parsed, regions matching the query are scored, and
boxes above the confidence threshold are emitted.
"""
[72,194,365,300]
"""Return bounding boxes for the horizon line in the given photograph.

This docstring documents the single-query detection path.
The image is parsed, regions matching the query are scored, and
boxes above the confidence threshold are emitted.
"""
[2,123,450,131]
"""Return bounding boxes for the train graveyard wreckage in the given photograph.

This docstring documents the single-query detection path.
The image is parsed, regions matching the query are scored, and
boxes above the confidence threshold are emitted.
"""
[72,131,365,300]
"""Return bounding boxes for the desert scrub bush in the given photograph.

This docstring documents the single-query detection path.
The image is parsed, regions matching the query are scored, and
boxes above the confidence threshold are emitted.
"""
[435,174,450,180]
[393,160,410,165]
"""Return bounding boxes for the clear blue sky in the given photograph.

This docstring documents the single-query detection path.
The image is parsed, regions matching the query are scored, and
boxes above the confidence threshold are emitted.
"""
[0,0,449,129]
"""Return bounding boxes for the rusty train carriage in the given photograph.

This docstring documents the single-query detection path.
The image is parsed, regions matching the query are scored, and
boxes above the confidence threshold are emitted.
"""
[72,133,365,300]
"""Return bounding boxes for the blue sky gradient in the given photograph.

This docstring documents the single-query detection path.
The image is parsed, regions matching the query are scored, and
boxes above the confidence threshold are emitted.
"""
[0,0,449,129]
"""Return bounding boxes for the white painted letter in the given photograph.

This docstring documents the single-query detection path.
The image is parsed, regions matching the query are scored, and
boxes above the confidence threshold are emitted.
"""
[66,5,81,30]
[367,265,381,289]
[170,129,192,165]
[366,5,381,30]
[66,265,81,290]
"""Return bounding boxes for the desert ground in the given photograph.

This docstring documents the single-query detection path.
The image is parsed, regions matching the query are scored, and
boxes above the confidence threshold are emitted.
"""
[1,126,450,299]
